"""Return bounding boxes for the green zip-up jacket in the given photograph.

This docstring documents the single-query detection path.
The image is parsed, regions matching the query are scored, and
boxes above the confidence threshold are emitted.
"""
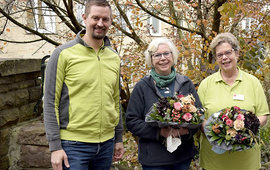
[44,30,122,151]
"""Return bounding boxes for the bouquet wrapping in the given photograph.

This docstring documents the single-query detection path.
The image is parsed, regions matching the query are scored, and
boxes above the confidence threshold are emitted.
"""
[204,106,260,154]
[145,94,204,152]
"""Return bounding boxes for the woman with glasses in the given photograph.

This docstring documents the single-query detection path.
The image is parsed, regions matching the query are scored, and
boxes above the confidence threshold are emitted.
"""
[198,32,269,170]
[126,37,202,170]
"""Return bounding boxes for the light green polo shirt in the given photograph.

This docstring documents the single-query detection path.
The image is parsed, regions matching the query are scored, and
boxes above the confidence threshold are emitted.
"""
[198,69,269,170]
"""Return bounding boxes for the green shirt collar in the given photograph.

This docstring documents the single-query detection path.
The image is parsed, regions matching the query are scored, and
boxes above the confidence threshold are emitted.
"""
[214,67,243,83]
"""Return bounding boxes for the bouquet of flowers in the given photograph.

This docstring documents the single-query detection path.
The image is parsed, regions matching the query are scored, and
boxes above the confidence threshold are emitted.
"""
[145,93,204,129]
[204,106,260,154]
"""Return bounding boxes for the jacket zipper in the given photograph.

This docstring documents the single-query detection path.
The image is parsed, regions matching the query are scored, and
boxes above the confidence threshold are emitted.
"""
[97,52,102,141]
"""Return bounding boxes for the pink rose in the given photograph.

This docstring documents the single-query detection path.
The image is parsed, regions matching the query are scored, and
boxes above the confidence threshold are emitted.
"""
[233,106,240,111]
[174,102,182,111]
[182,113,192,122]
[237,114,245,121]
[226,119,233,127]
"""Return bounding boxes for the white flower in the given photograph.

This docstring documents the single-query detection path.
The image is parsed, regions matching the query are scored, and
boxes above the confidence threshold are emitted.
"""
[234,119,245,131]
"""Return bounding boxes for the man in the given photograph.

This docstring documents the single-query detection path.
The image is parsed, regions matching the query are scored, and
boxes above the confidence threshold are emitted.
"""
[43,0,124,169]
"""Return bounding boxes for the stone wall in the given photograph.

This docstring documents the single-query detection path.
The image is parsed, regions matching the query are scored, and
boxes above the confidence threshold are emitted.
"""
[0,58,51,170]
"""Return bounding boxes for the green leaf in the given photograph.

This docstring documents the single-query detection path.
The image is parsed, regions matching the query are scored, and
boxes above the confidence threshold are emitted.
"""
[210,137,218,142]
[211,135,221,141]
[217,138,224,145]
[225,140,231,146]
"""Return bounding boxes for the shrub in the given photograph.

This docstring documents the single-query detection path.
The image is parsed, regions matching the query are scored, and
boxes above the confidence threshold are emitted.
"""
[260,126,270,169]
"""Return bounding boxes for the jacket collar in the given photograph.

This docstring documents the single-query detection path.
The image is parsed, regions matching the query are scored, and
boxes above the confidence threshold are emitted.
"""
[76,29,111,48]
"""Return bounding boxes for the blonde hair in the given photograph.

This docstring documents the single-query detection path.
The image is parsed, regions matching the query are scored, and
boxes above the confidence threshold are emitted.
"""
[144,37,179,67]
[210,32,240,56]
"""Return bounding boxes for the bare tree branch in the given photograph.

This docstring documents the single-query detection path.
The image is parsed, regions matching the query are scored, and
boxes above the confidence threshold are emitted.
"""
[32,41,47,55]
[112,0,144,46]
[0,38,43,43]
[168,0,185,39]
[197,0,207,38]
[0,18,8,35]
[134,0,205,38]
[41,0,79,33]
[62,0,82,32]
[211,0,227,36]
[0,7,60,46]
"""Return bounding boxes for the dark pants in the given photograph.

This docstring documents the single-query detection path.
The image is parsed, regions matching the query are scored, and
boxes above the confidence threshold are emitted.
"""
[61,138,114,170]
[142,158,192,170]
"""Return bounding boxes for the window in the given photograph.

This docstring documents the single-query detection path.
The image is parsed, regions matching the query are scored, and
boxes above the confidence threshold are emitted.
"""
[240,17,257,31]
[27,0,56,33]
[173,20,184,36]
[76,3,85,26]
[148,16,161,36]
[241,18,251,31]
[115,5,133,35]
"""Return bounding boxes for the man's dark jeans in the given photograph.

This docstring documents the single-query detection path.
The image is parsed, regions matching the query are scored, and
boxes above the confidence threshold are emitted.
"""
[62,138,114,170]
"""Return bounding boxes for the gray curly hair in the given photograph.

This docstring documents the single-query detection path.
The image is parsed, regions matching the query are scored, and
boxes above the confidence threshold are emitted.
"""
[144,37,179,67]
[210,32,240,56]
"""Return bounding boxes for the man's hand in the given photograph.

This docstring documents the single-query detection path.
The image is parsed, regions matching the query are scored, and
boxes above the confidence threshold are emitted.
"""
[51,149,69,170]
[113,142,125,162]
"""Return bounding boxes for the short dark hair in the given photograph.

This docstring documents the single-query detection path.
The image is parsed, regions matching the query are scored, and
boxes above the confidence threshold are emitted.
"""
[210,32,240,56]
[84,0,112,17]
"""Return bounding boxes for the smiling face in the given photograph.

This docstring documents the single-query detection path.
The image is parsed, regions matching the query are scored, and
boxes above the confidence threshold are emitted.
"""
[215,42,239,74]
[83,5,112,41]
[151,44,174,76]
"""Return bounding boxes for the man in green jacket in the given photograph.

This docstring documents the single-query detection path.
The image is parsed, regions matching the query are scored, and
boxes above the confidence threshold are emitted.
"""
[43,0,124,169]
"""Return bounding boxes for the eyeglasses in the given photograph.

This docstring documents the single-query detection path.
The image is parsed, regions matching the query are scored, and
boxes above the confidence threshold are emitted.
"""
[216,49,234,59]
[152,52,172,59]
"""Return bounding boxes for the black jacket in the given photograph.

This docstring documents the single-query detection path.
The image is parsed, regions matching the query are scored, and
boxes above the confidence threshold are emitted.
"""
[126,73,202,166]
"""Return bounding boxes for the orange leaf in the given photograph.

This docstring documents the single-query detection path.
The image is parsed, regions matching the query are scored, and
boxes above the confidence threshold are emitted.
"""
[155,5,161,9]
[6,28,10,32]
[191,3,198,7]
[183,50,190,56]
[196,19,201,25]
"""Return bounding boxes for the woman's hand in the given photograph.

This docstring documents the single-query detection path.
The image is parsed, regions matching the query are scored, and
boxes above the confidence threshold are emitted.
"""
[258,115,268,127]
[200,119,207,133]
[160,127,171,138]
[171,127,189,137]
[160,127,189,138]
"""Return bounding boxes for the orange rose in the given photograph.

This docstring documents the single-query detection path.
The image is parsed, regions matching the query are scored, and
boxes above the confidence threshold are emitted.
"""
[212,124,221,134]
